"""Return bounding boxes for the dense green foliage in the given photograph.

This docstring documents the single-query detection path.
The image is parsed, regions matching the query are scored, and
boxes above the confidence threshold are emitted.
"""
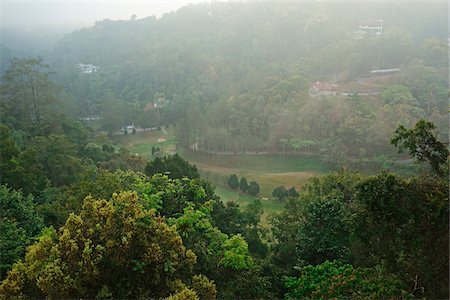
[352,173,449,297]
[271,168,448,298]
[227,174,239,190]
[145,153,200,179]
[0,192,207,299]
[0,186,43,279]
[285,261,410,299]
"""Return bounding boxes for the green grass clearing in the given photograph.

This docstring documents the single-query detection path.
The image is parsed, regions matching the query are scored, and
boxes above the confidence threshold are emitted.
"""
[183,150,333,198]
[110,129,177,160]
[181,150,331,173]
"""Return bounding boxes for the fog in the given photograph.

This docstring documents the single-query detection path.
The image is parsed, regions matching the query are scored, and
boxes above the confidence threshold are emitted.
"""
[0,0,210,52]
[1,0,209,31]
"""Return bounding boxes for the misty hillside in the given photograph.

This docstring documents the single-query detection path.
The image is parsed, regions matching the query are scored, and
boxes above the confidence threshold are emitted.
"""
[46,2,448,167]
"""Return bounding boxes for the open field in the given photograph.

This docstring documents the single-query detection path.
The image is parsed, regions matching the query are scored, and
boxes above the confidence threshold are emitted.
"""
[181,149,332,198]
[181,150,331,173]
[110,128,176,160]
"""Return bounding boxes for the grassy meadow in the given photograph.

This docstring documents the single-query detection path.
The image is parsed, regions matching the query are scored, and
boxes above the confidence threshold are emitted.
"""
[110,128,177,160]
[181,149,332,197]
[113,131,333,222]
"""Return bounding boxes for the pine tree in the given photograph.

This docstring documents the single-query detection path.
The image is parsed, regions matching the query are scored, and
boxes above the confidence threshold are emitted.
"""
[239,177,248,192]
[228,174,239,189]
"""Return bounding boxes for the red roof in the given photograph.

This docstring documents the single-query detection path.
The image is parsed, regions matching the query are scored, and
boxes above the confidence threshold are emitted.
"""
[310,81,338,91]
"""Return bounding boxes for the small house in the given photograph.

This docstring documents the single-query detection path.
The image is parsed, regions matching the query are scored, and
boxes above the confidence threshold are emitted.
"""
[356,19,383,36]
[309,81,339,96]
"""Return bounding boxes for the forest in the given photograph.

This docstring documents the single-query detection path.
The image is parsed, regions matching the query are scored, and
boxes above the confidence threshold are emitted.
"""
[0,1,448,299]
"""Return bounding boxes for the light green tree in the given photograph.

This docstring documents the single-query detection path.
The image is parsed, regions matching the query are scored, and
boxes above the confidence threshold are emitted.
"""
[0,192,209,299]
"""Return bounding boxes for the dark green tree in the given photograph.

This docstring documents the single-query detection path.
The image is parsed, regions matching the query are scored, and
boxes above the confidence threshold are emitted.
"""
[352,173,449,298]
[272,185,288,200]
[0,185,43,279]
[239,176,248,192]
[296,198,350,266]
[247,181,260,196]
[145,154,199,179]
[211,199,268,258]
[288,186,299,198]
[227,174,239,190]
[271,172,362,273]
[30,134,86,187]
[285,261,410,299]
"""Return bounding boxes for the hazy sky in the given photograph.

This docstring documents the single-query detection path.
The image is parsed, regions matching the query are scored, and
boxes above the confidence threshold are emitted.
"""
[0,0,210,31]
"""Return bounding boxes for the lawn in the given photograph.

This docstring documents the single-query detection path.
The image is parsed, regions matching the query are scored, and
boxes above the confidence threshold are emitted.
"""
[110,128,176,160]
[181,150,330,173]
[182,149,333,198]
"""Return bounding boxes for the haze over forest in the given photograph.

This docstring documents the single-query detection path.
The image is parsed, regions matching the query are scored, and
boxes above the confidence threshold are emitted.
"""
[0,1,448,299]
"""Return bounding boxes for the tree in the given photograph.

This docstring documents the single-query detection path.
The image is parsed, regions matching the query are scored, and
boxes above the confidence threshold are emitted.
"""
[381,84,417,105]
[180,101,206,150]
[0,192,206,299]
[30,134,86,187]
[211,199,267,258]
[2,145,49,195]
[145,154,200,179]
[220,234,253,270]
[295,198,350,266]
[271,172,362,272]
[352,173,449,298]
[227,174,239,190]
[285,261,410,299]
[0,58,59,130]
[272,185,288,200]
[100,91,126,136]
[0,185,43,279]
[288,186,299,198]
[247,181,260,196]
[170,205,253,274]
[239,177,248,192]
[391,119,448,176]
[0,125,20,187]
[83,142,104,162]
